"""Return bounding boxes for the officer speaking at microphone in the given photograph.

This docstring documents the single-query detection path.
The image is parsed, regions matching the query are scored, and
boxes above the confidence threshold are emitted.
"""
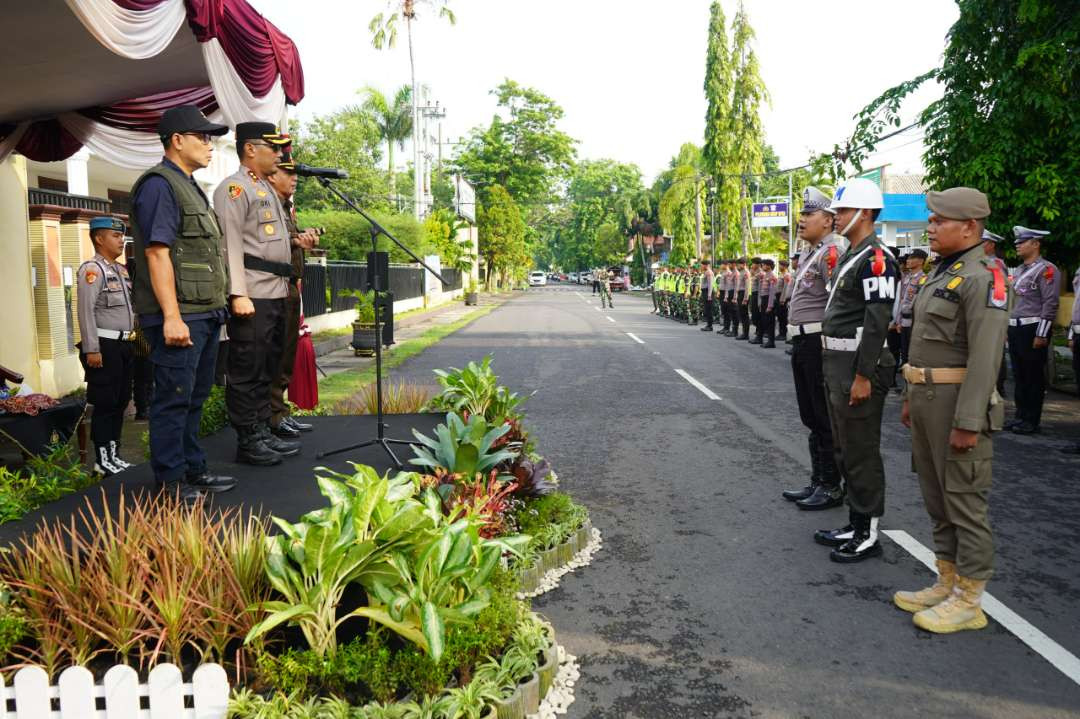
[813,178,900,563]
[213,122,299,465]
[77,216,136,476]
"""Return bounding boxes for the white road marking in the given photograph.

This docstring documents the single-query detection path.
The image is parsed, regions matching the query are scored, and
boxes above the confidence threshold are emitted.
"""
[605,316,616,323]
[675,369,722,400]
[625,332,644,344]
[884,529,1080,687]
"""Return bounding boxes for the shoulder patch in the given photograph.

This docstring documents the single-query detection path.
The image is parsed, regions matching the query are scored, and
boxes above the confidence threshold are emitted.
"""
[83,269,98,285]
[256,190,267,198]
[871,247,886,276]
[227,183,243,200]
[918,275,928,285]
[946,276,964,290]
[1045,266,1055,281]
[950,261,964,272]
[827,245,838,272]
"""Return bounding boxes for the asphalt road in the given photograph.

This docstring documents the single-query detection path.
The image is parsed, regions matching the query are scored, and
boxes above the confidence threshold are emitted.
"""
[389,285,1080,718]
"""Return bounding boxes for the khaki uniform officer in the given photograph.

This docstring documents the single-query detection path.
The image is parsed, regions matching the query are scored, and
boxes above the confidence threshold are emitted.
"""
[77,216,135,476]
[214,121,299,465]
[895,187,1011,634]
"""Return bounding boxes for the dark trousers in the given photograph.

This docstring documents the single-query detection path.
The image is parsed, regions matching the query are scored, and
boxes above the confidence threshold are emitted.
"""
[791,333,839,489]
[737,292,750,335]
[270,288,302,425]
[132,355,152,418]
[750,294,761,333]
[720,294,732,330]
[80,338,134,448]
[1008,323,1048,426]
[899,326,913,366]
[227,297,286,429]
[887,329,902,386]
[776,302,788,339]
[145,318,222,484]
[823,353,892,517]
[592,280,599,294]
[702,297,714,328]
[756,296,774,341]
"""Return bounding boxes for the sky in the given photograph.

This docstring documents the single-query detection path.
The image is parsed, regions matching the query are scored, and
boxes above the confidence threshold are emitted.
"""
[250,0,960,185]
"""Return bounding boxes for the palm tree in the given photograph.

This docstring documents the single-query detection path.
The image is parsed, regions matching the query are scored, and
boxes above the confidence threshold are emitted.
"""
[369,1,456,217]
[361,85,413,206]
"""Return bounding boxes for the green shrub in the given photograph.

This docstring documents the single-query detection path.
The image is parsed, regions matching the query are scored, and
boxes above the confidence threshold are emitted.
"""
[199,384,228,437]
[0,578,26,662]
[296,209,431,264]
[514,492,588,551]
[0,444,97,525]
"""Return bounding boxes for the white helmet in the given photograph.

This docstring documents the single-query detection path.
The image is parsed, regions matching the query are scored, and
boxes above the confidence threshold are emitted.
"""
[831,177,884,210]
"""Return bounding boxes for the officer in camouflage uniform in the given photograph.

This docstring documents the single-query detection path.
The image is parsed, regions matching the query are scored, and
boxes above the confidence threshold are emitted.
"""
[1005,226,1060,434]
[895,187,1011,634]
[813,178,900,563]
[77,216,136,476]
[598,267,613,309]
[687,266,700,325]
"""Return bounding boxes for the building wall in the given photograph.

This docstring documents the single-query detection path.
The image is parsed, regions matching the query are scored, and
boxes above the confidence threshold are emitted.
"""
[0,155,40,391]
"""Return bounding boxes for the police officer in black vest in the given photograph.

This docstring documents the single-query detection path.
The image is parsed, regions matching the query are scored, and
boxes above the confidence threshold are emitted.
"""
[130,105,238,502]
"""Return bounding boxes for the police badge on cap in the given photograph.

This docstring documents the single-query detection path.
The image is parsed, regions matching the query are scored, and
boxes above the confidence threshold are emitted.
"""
[1013,226,1049,245]
[801,187,835,215]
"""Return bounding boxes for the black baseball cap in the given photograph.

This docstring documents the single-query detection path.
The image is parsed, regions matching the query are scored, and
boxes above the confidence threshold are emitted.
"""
[157,105,228,140]
[236,122,290,147]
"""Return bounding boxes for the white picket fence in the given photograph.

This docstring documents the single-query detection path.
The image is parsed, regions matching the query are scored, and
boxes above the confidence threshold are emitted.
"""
[0,663,229,718]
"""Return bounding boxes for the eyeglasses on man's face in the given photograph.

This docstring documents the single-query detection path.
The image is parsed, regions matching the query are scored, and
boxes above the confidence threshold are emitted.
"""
[181,132,213,145]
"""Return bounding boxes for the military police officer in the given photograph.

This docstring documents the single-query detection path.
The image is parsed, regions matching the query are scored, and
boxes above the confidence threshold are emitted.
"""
[214,121,299,465]
[757,259,779,348]
[891,248,928,378]
[77,216,136,476]
[813,178,900,562]
[1005,226,1060,434]
[783,187,848,510]
[895,187,1010,634]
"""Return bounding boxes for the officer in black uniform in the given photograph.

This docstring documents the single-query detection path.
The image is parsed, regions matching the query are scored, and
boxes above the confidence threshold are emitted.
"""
[77,216,136,476]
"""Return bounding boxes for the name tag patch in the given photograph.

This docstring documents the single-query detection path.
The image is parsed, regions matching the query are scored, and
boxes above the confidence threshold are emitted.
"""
[987,285,1008,309]
[933,288,961,303]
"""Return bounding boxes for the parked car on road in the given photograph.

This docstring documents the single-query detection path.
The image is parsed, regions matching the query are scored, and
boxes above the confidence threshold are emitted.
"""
[528,271,547,287]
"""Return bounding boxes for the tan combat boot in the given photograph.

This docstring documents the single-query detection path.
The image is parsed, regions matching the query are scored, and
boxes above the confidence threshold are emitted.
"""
[893,559,957,613]
[912,576,989,634]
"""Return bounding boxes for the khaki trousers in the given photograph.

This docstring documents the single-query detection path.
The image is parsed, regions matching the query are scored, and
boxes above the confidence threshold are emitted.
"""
[909,382,995,580]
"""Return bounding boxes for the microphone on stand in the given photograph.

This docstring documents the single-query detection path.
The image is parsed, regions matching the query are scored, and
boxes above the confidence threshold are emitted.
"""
[295,163,349,179]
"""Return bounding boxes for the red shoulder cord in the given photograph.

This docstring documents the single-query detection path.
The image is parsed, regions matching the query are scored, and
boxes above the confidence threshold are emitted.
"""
[989,264,1006,302]
[826,245,838,273]
[871,247,885,276]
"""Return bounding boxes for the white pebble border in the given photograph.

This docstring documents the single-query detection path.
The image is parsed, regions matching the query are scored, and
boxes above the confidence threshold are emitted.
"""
[517,527,603,599]
[532,644,580,718]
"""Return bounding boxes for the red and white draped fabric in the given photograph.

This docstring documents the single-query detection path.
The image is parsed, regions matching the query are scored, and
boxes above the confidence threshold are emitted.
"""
[0,0,304,168]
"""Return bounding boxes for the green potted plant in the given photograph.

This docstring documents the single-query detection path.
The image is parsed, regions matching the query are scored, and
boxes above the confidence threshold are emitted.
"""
[475,658,524,719]
[444,676,501,719]
[464,278,479,306]
[501,646,540,715]
[344,289,380,357]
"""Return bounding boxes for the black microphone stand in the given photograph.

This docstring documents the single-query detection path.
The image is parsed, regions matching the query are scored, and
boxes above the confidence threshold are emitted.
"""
[313,177,449,468]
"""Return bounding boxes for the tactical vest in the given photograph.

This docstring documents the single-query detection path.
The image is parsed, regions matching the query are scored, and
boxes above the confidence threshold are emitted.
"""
[131,164,228,315]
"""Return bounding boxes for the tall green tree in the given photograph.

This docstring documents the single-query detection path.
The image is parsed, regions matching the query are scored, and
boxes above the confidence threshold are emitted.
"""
[477,185,526,289]
[702,1,739,252]
[659,144,704,266]
[564,159,645,268]
[453,80,577,207]
[289,107,386,211]
[729,1,769,253]
[361,84,413,202]
[841,3,1077,265]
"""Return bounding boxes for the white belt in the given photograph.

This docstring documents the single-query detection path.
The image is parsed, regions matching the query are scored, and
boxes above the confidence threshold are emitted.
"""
[822,326,888,352]
[1009,317,1039,327]
[1072,324,1080,334]
[788,322,822,336]
[98,329,135,340]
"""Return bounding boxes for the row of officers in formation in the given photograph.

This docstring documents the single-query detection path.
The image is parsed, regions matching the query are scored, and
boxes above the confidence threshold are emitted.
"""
[647,179,1080,635]
[75,105,321,502]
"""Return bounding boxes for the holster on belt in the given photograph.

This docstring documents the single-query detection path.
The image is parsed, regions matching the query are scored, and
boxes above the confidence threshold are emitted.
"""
[901,364,968,384]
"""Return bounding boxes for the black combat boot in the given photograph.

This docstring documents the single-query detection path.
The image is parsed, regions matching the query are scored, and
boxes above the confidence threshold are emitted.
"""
[762,336,776,349]
[260,423,301,457]
[748,334,763,345]
[236,425,283,466]
[736,330,750,341]
[800,445,845,509]
[783,436,820,501]
[830,514,883,563]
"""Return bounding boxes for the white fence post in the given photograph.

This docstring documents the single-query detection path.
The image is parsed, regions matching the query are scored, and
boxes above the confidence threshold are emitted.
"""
[102,665,140,719]
[147,664,184,719]
[57,666,95,719]
[13,665,51,719]
[191,664,229,719]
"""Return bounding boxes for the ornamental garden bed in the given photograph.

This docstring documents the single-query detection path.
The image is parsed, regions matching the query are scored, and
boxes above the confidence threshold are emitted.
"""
[0,357,595,718]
